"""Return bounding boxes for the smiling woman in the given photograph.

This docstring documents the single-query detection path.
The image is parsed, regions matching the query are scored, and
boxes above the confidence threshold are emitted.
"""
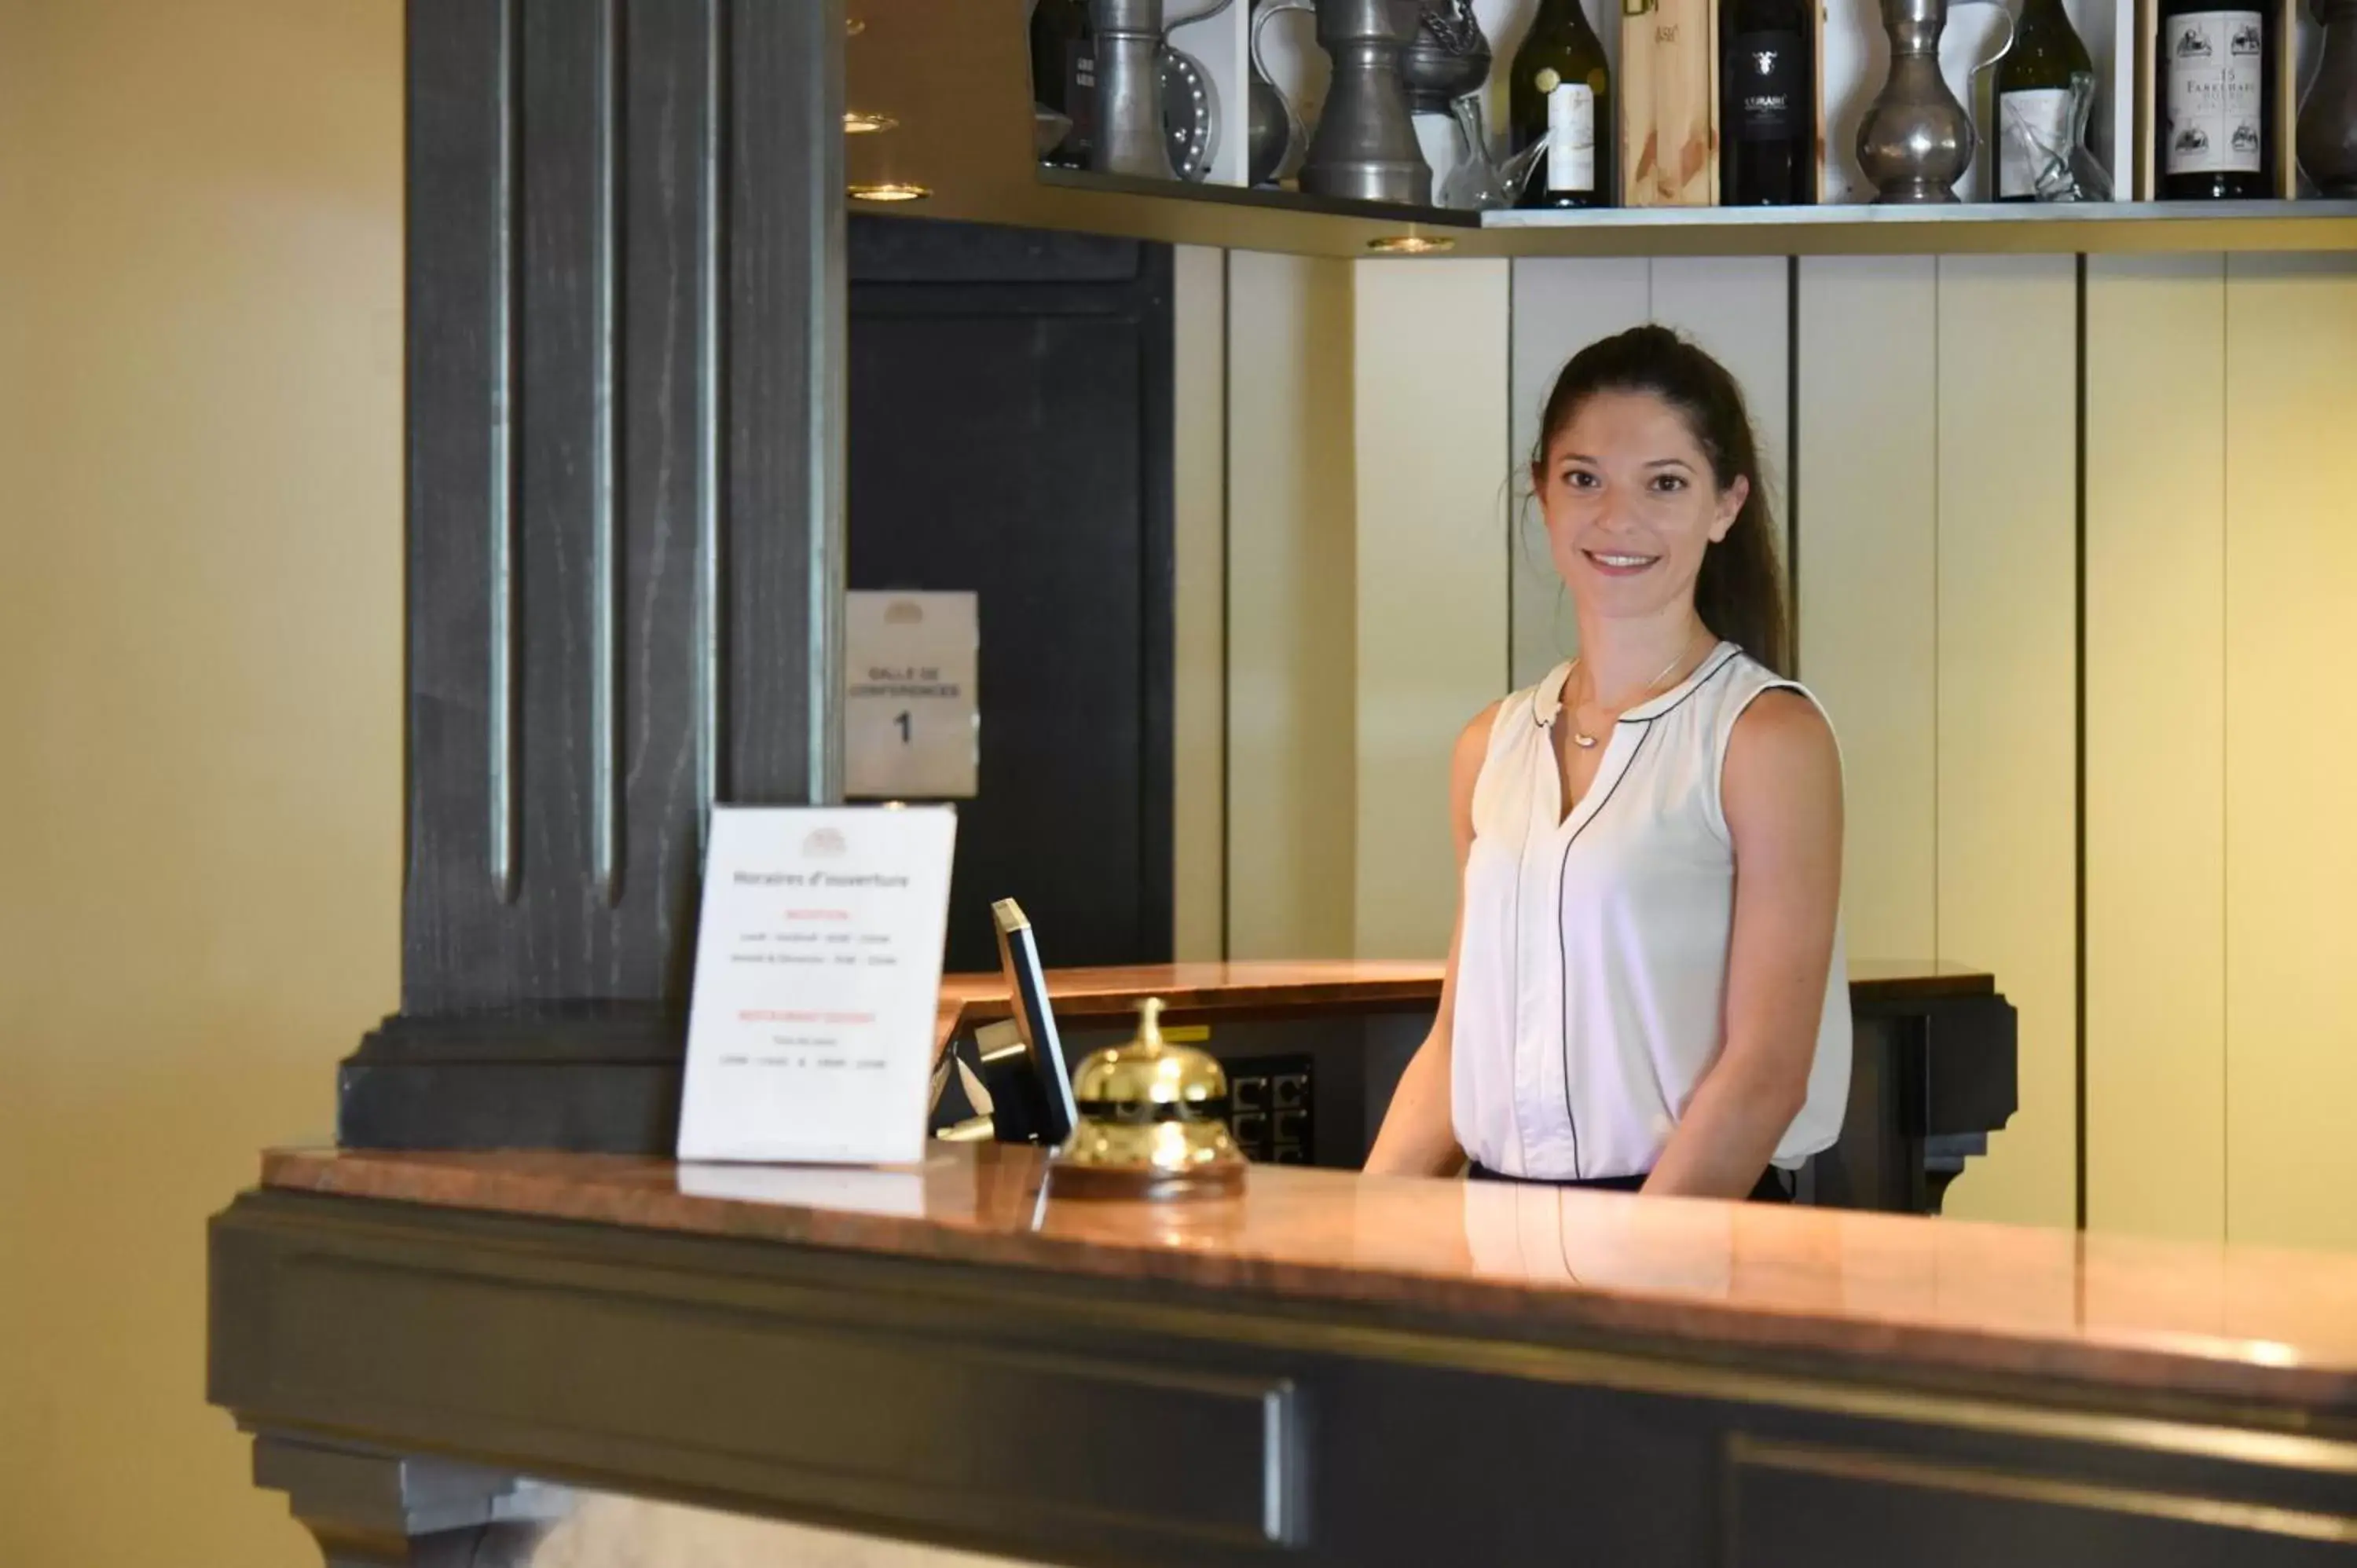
[1365,325,1849,1203]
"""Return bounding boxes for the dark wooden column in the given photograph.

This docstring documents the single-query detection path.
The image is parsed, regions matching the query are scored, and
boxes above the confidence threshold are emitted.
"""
[343,0,845,1149]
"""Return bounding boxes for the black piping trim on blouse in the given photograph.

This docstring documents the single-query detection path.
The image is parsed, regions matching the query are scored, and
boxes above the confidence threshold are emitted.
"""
[1625,647,1746,724]
[1551,649,1744,1180]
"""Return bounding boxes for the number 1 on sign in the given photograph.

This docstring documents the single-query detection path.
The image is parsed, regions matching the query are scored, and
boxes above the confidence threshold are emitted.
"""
[894,711,911,743]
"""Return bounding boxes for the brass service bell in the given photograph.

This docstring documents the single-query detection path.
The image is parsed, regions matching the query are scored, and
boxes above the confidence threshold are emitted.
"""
[1050,998,1247,1200]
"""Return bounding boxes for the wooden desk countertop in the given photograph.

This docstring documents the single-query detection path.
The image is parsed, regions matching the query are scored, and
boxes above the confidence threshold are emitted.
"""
[261,1139,2357,1427]
[932,957,1990,1053]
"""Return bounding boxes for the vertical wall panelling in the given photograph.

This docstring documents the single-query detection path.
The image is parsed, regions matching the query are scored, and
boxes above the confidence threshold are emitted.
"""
[1225,253,1358,961]
[1506,259,1649,687]
[2221,253,2357,1251]
[1649,258,1794,561]
[1795,258,1940,965]
[1352,259,1511,959]
[1171,245,1227,961]
[2084,252,2227,1244]
[1931,254,2079,1229]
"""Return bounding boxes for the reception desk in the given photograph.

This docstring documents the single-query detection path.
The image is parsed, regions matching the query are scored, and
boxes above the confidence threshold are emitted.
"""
[341,959,2016,1214]
[210,1143,2357,1567]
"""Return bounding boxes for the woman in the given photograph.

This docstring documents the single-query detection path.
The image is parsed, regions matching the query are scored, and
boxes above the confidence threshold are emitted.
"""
[1364,325,1849,1201]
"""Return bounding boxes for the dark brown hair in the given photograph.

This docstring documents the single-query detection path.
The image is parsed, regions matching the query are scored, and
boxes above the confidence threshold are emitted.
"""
[1531,324,1789,676]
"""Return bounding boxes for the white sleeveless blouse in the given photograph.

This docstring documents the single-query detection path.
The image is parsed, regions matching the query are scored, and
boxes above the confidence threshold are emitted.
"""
[1450,644,1851,1181]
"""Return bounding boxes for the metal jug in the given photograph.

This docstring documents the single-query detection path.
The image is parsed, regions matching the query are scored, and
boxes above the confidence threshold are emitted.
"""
[1854,0,2013,202]
[1253,0,1431,203]
[1092,0,1178,178]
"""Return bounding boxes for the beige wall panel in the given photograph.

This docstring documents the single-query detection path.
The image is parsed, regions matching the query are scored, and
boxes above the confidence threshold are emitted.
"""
[0,0,36,1541]
[2221,253,2357,1252]
[1171,245,1227,962]
[1353,258,1512,959]
[0,3,403,1565]
[1930,255,2078,1230]
[1506,258,1650,686]
[2084,252,2227,1244]
[1226,251,1358,961]
[1794,258,1939,964]
[1648,258,1794,563]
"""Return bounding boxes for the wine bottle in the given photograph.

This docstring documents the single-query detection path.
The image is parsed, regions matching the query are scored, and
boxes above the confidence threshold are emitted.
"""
[2157,0,2276,199]
[1720,0,1816,203]
[1029,0,1096,171]
[1512,0,1615,207]
[1992,0,2093,200]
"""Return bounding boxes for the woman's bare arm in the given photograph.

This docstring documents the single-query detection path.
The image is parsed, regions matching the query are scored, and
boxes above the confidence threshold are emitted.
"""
[1642,690,1844,1200]
[1362,703,1497,1178]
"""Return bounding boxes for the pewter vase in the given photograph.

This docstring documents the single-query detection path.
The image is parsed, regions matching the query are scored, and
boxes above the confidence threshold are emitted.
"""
[1302,0,1432,203]
[1855,0,1976,203]
[2299,0,2357,196]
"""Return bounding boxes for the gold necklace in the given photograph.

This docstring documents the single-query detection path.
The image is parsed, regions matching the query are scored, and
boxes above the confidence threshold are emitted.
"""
[1567,636,1700,750]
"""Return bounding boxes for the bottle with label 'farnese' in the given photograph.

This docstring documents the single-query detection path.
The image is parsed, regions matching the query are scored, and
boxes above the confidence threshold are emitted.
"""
[2157,0,2276,198]
[1992,0,2094,199]
[1512,0,1615,207]
[1720,0,1816,203]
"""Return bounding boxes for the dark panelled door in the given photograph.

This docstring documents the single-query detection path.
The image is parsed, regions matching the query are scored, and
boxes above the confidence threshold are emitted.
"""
[847,216,1173,974]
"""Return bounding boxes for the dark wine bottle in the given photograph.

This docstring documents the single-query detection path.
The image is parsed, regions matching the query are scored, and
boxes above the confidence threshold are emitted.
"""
[1992,0,2094,199]
[1028,0,1096,171]
[1720,0,1816,204]
[2156,0,2276,199]
[1512,0,1615,207]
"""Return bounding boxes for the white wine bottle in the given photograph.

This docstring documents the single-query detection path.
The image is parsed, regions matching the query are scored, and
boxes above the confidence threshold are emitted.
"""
[1992,0,2093,200]
[1512,0,1615,207]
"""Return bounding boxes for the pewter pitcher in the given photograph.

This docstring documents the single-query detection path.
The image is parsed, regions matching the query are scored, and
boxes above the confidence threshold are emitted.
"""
[1248,0,1306,183]
[1254,0,1431,203]
[1093,0,1178,178]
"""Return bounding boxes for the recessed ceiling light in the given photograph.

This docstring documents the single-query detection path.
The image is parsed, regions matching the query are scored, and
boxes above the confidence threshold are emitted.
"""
[846,16,865,35]
[1367,234,1456,255]
[844,112,898,134]
[848,181,932,203]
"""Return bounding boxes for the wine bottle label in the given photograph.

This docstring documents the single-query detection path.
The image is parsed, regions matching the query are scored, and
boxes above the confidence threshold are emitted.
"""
[1546,82,1596,191]
[1996,86,2073,196]
[2163,9,2264,175]
[1731,31,1803,141]
[1065,40,1098,149]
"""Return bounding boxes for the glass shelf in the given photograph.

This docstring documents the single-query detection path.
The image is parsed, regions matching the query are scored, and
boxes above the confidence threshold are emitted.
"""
[1014,170,2357,255]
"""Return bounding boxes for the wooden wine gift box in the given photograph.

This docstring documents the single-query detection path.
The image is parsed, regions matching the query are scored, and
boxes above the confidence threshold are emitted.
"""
[1621,0,1721,203]
[1617,0,1834,206]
